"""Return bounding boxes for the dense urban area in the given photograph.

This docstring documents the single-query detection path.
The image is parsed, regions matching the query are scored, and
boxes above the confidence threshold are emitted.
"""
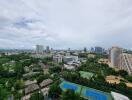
[0,45,132,100]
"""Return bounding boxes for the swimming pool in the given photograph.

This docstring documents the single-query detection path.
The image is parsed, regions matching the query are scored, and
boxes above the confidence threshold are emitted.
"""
[85,90,107,100]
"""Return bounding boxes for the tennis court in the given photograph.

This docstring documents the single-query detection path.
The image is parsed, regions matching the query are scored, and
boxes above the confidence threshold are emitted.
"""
[63,83,78,91]
[60,81,113,100]
[85,90,107,100]
[79,71,94,79]
[82,87,113,100]
[60,81,82,93]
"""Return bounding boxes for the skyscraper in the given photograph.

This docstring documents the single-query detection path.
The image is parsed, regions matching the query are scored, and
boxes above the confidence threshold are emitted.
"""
[110,47,122,68]
[84,47,87,52]
[94,47,104,54]
[46,46,50,53]
[36,45,44,54]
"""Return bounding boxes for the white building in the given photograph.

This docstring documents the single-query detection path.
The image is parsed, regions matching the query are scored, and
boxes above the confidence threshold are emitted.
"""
[63,56,78,63]
[111,92,130,100]
[53,55,63,63]
[64,64,76,70]
[118,53,132,75]
[36,45,44,54]
[110,47,132,75]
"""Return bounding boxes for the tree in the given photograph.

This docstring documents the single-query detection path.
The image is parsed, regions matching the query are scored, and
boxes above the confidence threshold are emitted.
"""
[118,70,128,77]
[0,85,10,100]
[125,75,132,82]
[61,89,80,100]
[49,83,62,98]
[118,82,127,89]
[49,66,61,73]
[15,63,24,78]
[30,92,44,100]
[37,74,49,84]
[14,80,24,90]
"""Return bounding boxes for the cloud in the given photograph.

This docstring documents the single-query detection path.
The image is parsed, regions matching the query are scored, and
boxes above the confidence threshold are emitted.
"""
[0,0,132,49]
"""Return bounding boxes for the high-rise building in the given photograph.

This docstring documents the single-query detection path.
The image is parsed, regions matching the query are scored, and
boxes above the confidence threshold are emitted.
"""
[110,47,132,75]
[51,48,53,51]
[94,47,104,54]
[118,53,132,75]
[36,45,44,54]
[90,47,94,53]
[110,47,122,68]
[46,46,50,53]
[68,48,70,51]
[84,47,87,52]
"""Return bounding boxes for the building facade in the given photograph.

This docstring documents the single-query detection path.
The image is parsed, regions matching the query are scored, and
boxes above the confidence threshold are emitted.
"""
[53,55,63,63]
[36,45,44,54]
[110,47,132,75]
[110,47,122,68]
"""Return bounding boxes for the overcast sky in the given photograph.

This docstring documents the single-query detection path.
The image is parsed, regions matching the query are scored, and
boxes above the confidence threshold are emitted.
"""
[0,0,132,49]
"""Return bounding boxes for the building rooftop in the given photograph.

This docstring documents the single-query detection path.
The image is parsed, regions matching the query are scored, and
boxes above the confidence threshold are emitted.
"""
[25,80,37,87]
[40,79,53,88]
[25,83,39,94]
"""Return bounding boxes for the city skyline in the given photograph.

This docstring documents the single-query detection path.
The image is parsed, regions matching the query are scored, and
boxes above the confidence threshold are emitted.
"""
[0,0,132,49]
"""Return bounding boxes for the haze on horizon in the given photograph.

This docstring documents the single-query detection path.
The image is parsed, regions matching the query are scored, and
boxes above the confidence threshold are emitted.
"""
[0,0,132,49]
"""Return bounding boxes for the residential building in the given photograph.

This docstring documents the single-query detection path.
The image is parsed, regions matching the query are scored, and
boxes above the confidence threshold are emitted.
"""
[110,47,132,75]
[39,79,53,88]
[118,53,132,75]
[25,80,37,87]
[41,87,49,97]
[25,83,39,94]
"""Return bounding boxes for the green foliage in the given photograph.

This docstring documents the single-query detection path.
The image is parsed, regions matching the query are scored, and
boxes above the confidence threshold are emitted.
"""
[30,92,44,100]
[61,89,80,100]
[42,57,53,64]
[62,71,80,82]
[14,80,24,90]
[0,58,10,65]
[78,53,87,58]
[118,82,127,88]
[125,75,132,82]
[49,66,61,73]
[118,70,128,77]
[0,85,10,100]
[37,74,50,83]
[15,63,24,78]
[49,82,62,98]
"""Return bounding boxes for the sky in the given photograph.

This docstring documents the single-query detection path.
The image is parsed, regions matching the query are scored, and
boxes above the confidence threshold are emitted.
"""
[0,0,132,50]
